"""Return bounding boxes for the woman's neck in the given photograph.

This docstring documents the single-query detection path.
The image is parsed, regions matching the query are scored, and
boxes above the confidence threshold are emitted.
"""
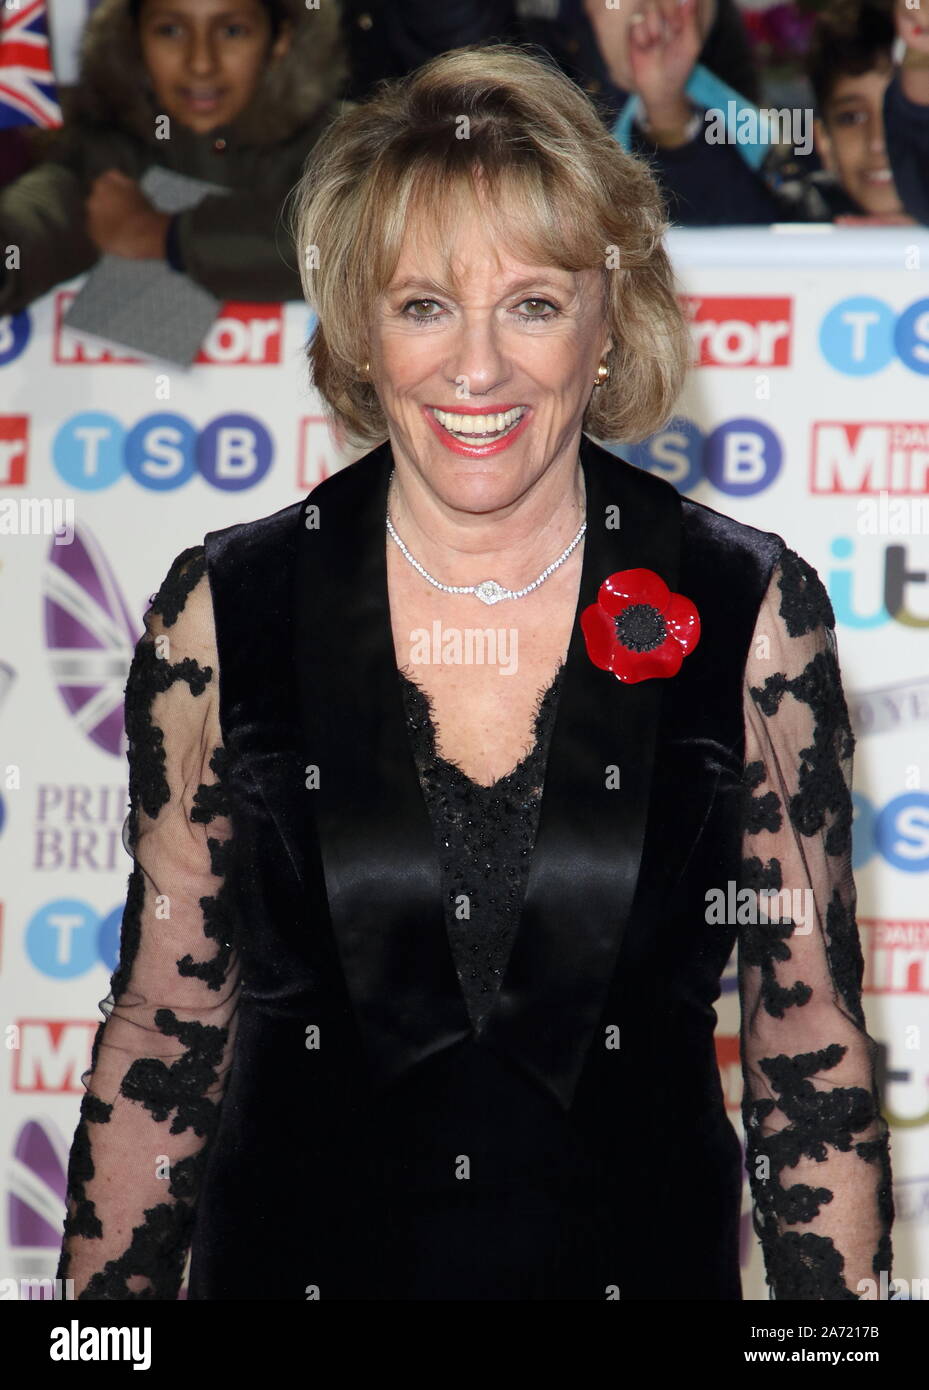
[385,444,587,592]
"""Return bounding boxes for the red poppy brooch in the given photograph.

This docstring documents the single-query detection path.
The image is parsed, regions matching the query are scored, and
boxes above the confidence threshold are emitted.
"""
[580,568,700,683]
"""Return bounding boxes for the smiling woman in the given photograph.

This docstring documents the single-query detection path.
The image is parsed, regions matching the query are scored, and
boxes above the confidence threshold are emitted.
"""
[289,48,689,454]
[57,42,893,1303]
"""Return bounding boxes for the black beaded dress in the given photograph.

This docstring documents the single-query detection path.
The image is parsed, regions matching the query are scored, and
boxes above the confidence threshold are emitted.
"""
[56,437,894,1301]
[397,666,563,1036]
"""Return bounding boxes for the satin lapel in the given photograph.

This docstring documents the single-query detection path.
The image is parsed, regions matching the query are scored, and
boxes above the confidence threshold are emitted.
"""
[293,435,682,1107]
[481,435,682,1110]
[293,441,472,1088]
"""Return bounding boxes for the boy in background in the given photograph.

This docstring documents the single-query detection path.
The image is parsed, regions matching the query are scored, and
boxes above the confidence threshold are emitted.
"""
[0,0,347,316]
[803,0,913,222]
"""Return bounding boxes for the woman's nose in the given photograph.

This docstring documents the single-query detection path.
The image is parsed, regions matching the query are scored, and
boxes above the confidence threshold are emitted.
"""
[447,318,510,396]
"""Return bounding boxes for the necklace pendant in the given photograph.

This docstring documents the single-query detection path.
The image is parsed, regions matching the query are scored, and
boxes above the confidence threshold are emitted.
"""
[474,580,507,606]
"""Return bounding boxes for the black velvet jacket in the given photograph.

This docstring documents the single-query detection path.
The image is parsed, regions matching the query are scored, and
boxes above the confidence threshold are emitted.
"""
[191,435,776,1299]
[56,434,893,1301]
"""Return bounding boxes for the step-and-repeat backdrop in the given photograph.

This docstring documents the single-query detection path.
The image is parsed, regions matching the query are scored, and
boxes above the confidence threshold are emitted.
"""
[1,226,927,1300]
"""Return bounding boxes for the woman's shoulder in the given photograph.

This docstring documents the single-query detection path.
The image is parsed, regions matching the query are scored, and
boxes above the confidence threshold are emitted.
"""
[147,499,305,659]
[203,496,307,573]
[679,493,837,639]
[680,488,788,580]
[138,498,309,643]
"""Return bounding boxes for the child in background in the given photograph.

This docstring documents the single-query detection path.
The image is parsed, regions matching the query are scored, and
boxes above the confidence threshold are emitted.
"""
[585,0,922,225]
[583,0,793,225]
[882,0,929,223]
[0,0,348,316]
[804,0,914,222]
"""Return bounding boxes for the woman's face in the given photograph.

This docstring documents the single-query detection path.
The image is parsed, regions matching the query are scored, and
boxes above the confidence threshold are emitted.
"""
[368,200,613,515]
[137,0,291,134]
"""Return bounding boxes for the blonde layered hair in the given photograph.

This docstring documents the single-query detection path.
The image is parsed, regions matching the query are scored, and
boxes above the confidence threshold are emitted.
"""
[287,43,691,450]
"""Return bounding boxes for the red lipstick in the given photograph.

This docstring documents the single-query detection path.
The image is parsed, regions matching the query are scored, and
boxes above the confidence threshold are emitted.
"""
[423,404,531,457]
[426,403,528,414]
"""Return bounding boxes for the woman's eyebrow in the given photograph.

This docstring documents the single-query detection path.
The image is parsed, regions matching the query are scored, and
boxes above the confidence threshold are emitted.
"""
[387,275,574,295]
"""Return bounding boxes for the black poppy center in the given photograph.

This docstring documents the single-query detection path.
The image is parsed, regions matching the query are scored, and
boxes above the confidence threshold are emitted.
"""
[614,603,667,652]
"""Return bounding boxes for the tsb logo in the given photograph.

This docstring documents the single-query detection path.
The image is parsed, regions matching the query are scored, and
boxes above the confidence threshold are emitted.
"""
[0,308,31,366]
[627,415,783,495]
[52,412,273,491]
[25,899,122,979]
[854,792,929,872]
[820,296,929,375]
[683,296,792,367]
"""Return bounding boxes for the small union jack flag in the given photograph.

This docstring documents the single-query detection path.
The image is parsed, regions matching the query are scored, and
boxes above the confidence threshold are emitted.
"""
[0,0,62,130]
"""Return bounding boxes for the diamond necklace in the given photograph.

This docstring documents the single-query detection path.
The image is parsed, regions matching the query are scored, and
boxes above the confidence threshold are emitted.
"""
[385,467,586,606]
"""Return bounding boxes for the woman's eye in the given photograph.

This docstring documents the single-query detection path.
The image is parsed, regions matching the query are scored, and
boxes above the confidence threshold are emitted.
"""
[517,298,559,320]
[403,300,441,320]
[401,298,560,324]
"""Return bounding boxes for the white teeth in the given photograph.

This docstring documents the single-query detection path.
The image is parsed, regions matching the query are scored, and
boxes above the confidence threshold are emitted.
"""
[431,406,526,437]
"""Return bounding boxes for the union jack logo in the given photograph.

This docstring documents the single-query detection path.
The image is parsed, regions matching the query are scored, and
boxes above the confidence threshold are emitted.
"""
[0,0,62,130]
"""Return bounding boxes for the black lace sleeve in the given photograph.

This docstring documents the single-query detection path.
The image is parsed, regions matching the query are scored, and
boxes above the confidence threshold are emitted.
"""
[56,546,240,1299]
[738,548,894,1300]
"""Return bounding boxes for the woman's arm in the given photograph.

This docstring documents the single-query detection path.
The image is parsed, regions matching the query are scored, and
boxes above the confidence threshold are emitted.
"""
[56,546,240,1299]
[737,549,894,1300]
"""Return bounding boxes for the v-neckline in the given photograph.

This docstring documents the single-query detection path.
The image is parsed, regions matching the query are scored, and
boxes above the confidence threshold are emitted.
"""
[291,433,683,1106]
[396,662,566,795]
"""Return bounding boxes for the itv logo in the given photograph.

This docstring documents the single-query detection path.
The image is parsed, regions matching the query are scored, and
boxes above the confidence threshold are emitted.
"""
[828,538,929,628]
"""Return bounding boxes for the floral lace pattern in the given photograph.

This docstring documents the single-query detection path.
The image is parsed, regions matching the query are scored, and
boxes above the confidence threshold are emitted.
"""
[397,664,564,1034]
[738,549,893,1299]
[56,546,240,1299]
[56,540,892,1300]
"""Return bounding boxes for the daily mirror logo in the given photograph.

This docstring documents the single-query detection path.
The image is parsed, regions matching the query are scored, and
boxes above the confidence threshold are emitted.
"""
[811,422,929,495]
[54,291,283,367]
[683,296,793,368]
